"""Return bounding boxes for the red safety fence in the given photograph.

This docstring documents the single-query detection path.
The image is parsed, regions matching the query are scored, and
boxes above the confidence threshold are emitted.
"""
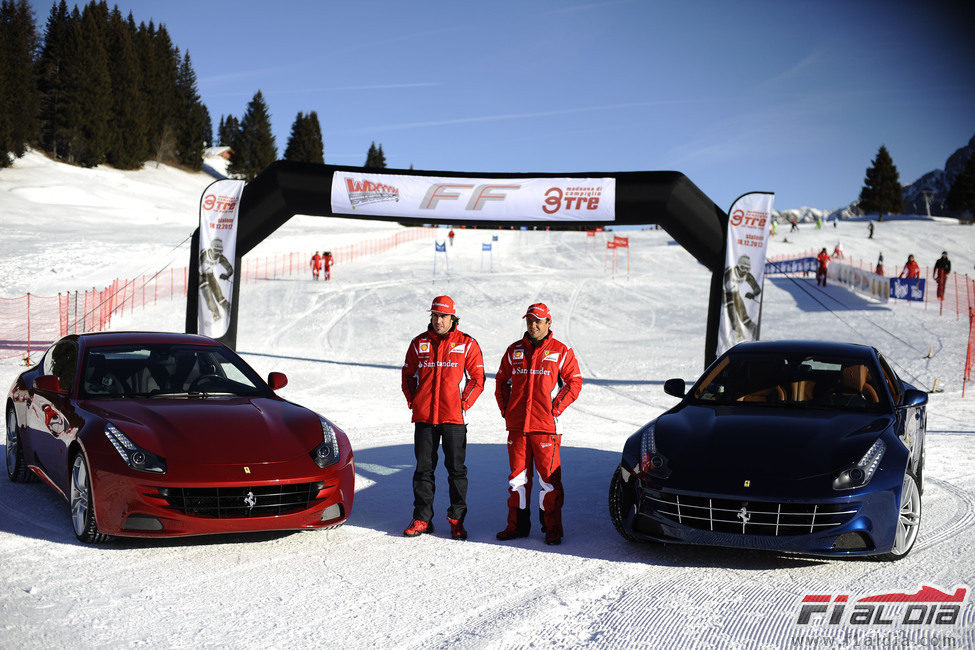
[964,308,975,398]
[1,228,436,364]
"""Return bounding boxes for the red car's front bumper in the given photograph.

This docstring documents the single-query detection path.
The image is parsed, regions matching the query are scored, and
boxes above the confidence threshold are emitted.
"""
[89,452,356,538]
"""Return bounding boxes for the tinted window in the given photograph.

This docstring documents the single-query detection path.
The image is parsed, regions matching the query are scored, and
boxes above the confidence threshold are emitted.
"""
[43,340,78,392]
[80,343,269,398]
[692,350,887,411]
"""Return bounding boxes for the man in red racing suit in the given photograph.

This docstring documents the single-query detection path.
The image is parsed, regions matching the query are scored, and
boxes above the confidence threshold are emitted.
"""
[401,295,485,540]
[494,303,582,545]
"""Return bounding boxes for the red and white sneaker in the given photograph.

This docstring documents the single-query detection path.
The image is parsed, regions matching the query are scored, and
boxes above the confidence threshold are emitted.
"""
[447,517,467,540]
[403,520,433,537]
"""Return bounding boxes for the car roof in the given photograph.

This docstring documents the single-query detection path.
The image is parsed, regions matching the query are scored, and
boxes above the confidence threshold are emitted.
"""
[75,331,223,348]
[729,340,876,359]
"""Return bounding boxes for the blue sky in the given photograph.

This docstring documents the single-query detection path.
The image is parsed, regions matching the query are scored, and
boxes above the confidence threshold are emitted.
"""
[29,0,975,211]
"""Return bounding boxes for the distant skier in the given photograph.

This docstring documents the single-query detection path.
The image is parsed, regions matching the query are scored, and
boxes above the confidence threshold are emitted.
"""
[310,251,322,280]
[933,251,951,300]
[832,242,844,258]
[200,238,233,321]
[448,229,455,246]
[816,248,830,287]
[876,253,885,276]
[868,221,874,239]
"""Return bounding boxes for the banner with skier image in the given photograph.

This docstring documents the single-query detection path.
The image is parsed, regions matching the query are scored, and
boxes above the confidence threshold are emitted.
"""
[717,191,775,357]
[197,179,245,339]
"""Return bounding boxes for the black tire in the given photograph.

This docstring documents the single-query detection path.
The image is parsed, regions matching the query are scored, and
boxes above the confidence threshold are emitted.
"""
[609,467,637,542]
[879,471,921,561]
[5,407,36,483]
[70,453,109,544]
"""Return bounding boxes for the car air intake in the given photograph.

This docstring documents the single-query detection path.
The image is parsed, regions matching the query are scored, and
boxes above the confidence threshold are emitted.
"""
[158,482,324,518]
[644,489,859,536]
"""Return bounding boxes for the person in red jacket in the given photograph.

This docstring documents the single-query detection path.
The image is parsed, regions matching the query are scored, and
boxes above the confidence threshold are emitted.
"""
[900,254,920,279]
[401,295,485,540]
[322,251,334,281]
[816,248,830,287]
[309,251,322,280]
[494,303,582,545]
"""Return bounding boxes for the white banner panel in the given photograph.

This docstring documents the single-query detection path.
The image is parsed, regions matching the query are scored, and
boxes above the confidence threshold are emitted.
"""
[330,171,616,222]
[197,179,245,339]
[717,192,775,357]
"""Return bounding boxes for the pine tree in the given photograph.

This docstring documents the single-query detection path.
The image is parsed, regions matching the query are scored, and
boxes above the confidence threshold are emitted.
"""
[69,1,111,166]
[218,114,239,147]
[283,111,324,163]
[103,7,145,168]
[364,140,386,168]
[173,51,206,169]
[858,145,905,221]
[227,90,276,181]
[0,0,40,167]
[945,154,975,219]
[37,0,72,159]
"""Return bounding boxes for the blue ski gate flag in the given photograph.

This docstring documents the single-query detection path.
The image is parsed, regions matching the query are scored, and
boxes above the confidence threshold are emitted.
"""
[482,243,492,251]
[435,241,446,252]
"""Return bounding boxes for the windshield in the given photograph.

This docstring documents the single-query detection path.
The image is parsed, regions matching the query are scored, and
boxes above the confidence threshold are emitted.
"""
[80,343,270,399]
[691,351,887,411]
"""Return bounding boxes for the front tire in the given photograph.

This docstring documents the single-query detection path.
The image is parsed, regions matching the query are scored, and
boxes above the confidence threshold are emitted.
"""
[5,407,35,483]
[70,453,108,543]
[609,467,637,542]
[881,472,921,560]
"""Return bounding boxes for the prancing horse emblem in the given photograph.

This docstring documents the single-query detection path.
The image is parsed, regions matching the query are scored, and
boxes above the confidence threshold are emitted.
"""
[737,506,751,524]
[244,491,257,510]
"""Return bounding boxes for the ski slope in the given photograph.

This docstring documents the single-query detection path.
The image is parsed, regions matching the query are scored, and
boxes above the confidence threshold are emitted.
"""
[1,153,974,649]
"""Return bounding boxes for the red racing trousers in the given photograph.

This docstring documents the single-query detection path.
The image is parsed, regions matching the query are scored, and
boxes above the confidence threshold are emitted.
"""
[505,431,564,536]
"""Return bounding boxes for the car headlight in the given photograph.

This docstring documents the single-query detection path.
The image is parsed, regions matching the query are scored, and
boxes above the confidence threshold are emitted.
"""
[640,422,670,478]
[311,418,340,468]
[833,438,886,490]
[104,423,167,473]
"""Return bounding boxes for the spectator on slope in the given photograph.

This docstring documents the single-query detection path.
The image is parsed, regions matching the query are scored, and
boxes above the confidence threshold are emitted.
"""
[494,303,583,546]
[832,242,844,258]
[401,296,485,540]
[933,251,951,301]
[323,251,334,281]
[816,248,830,287]
[876,253,885,276]
[868,221,874,239]
[448,229,455,246]
[310,251,322,280]
[899,254,920,279]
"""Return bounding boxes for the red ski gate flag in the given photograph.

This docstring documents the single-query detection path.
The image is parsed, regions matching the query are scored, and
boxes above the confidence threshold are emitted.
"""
[717,192,775,357]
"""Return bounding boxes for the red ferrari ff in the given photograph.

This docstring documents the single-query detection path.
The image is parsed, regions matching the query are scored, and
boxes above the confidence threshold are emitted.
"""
[5,332,355,543]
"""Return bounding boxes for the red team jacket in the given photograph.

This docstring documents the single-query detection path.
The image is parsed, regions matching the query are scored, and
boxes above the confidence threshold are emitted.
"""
[402,326,485,425]
[495,332,583,434]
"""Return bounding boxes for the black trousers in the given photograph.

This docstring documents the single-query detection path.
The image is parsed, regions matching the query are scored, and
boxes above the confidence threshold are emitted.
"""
[412,422,468,522]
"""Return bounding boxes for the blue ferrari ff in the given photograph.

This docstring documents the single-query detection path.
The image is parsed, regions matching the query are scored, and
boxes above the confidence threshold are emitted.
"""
[610,341,926,559]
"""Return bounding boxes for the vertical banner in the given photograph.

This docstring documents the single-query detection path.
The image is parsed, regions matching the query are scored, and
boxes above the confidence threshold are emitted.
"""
[717,192,775,357]
[197,179,245,339]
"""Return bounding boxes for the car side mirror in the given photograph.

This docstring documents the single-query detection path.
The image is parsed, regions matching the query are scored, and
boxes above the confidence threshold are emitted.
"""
[901,388,927,407]
[33,375,62,393]
[267,372,288,391]
[663,378,686,398]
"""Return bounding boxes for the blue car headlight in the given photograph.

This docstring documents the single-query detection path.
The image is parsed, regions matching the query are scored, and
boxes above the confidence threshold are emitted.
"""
[833,438,886,490]
[640,422,670,478]
[104,423,167,473]
[311,418,340,468]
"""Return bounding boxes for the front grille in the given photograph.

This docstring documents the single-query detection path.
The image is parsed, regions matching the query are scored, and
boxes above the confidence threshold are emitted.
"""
[159,482,323,518]
[643,489,858,536]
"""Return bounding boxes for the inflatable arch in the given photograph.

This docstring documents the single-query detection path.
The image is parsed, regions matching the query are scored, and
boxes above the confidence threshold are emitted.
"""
[186,161,730,365]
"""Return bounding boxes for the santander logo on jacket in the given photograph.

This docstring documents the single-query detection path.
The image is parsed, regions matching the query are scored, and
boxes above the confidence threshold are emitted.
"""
[402,325,485,425]
[495,331,583,434]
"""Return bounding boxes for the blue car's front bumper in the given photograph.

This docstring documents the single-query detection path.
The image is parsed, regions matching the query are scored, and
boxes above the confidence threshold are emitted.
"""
[621,469,902,557]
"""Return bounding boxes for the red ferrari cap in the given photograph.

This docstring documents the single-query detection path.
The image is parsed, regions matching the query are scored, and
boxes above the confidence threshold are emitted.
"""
[429,295,456,315]
[523,303,551,320]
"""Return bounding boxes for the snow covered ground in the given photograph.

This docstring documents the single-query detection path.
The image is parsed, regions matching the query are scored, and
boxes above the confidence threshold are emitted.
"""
[1,152,974,649]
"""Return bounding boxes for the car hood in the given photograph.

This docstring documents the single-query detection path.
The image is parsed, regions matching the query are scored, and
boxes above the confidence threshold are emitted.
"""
[84,397,322,464]
[656,404,892,484]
